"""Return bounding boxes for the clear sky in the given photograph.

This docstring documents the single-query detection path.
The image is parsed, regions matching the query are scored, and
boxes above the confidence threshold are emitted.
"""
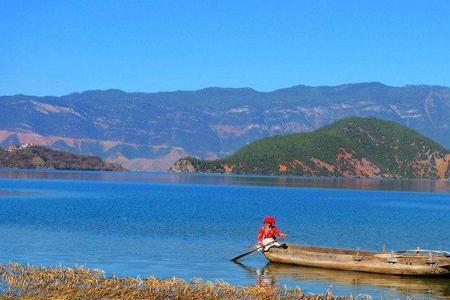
[1,1,450,96]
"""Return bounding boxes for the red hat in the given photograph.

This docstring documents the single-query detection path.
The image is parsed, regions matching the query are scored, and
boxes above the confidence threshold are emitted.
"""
[263,216,275,224]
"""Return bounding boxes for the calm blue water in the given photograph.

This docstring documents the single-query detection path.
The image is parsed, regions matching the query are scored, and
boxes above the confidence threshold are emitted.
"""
[0,170,449,299]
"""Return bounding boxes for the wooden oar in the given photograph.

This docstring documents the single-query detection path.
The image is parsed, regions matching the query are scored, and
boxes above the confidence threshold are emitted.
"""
[231,245,261,262]
[231,237,286,262]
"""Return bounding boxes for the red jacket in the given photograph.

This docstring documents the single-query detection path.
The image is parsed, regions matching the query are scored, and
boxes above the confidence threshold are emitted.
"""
[257,225,284,242]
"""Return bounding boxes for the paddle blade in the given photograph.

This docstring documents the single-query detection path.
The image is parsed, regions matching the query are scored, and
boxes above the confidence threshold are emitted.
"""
[230,246,259,261]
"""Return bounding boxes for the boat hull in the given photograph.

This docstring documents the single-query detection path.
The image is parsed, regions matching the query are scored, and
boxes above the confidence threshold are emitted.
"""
[263,244,450,277]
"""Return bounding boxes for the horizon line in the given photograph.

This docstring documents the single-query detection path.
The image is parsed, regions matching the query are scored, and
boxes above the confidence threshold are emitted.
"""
[3,81,450,98]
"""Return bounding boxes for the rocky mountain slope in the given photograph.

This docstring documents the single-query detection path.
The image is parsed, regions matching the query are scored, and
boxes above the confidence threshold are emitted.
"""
[0,145,125,171]
[1,83,449,171]
[171,118,450,179]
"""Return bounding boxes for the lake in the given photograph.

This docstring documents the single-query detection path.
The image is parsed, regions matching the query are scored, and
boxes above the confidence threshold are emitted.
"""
[0,169,449,299]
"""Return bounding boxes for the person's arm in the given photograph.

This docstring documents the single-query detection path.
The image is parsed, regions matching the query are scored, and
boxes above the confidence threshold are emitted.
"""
[273,227,286,238]
[257,227,264,242]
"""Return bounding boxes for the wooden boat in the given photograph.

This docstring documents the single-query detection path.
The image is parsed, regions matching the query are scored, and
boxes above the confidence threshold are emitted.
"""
[263,244,450,277]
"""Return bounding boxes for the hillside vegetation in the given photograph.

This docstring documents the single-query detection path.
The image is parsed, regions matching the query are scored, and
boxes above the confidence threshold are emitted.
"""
[171,117,450,179]
[0,145,125,171]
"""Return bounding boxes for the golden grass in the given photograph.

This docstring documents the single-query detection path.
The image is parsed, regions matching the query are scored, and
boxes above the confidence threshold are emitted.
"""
[0,263,365,300]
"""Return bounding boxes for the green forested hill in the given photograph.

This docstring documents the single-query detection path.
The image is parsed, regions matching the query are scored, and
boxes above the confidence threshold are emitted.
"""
[0,145,125,171]
[171,117,449,179]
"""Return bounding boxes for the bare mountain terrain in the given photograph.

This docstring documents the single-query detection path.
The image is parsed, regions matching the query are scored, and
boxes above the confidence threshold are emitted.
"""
[0,82,449,171]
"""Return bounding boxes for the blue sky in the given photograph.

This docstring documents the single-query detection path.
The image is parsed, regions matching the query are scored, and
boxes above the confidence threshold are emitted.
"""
[1,1,450,96]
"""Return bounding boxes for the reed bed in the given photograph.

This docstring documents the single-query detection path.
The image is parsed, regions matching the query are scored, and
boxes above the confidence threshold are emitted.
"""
[0,263,368,300]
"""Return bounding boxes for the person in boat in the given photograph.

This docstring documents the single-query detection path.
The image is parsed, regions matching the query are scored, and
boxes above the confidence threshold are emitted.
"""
[257,216,286,251]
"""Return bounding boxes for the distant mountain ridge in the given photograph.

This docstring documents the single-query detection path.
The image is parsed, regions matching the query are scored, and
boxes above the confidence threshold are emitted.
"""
[1,82,449,170]
[171,117,450,179]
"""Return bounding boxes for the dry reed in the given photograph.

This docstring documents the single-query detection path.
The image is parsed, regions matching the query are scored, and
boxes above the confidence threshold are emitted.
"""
[0,263,369,300]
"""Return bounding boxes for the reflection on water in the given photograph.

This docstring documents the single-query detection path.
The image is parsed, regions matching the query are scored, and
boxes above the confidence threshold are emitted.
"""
[234,261,450,299]
[0,169,448,193]
[0,189,34,197]
[265,263,450,299]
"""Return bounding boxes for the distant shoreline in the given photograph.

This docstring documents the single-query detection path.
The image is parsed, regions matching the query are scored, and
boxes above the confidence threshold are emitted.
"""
[0,169,447,194]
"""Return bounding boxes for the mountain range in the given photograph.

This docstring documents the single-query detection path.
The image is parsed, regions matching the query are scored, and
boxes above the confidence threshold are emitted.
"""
[0,82,449,171]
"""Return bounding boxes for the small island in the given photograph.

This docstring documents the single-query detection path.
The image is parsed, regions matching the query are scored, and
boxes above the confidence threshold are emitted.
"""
[0,144,125,171]
[171,117,450,179]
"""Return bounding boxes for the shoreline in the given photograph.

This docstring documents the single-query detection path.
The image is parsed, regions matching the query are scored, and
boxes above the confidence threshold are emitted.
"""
[0,263,366,300]
[1,168,448,194]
